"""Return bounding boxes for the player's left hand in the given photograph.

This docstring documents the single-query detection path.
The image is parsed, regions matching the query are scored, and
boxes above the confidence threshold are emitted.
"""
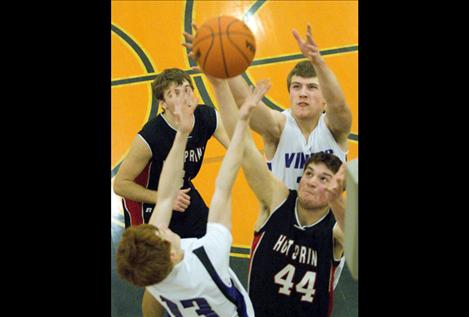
[173,93,198,133]
[325,163,346,203]
[183,24,224,86]
[292,24,323,65]
[240,79,271,120]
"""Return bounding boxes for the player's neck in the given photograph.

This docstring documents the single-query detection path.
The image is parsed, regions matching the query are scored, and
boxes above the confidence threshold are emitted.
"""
[162,111,177,128]
[162,111,195,133]
[296,199,329,227]
[292,113,320,139]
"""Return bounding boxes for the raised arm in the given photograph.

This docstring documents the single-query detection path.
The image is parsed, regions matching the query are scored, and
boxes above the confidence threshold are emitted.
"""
[206,77,289,224]
[325,163,347,258]
[207,93,255,230]
[292,24,352,144]
[212,110,230,149]
[226,75,284,142]
[183,25,284,143]
[148,94,197,227]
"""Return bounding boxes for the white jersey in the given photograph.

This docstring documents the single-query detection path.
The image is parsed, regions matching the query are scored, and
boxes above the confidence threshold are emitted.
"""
[268,110,347,190]
[147,223,255,317]
[267,110,347,289]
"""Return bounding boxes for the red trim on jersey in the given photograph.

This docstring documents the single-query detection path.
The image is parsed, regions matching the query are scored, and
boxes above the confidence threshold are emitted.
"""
[327,262,337,317]
[247,231,265,292]
[122,162,151,226]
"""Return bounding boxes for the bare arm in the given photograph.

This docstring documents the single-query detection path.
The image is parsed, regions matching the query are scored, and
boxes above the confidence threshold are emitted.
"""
[148,94,196,227]
[113,136,157,204]
[208,78,289,220]
[113,127,191,212]
[325,164,347,258]
[207,112,249,230]
[182,26,284,142]
[227,75,284,142]
[292,24,352,144]
[212,110,230,149]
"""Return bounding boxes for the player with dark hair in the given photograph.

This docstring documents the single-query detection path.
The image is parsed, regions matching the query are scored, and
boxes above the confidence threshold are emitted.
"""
[117,81,271,317]
[113,68,229,316]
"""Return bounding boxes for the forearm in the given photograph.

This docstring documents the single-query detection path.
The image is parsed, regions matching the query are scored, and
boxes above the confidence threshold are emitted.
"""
[313,60,347,109]
[114,180,157,204]
[157,132,188,204]
[241,134,278,208]
[150,131,189,226]
[212,80,240,138]
[329,196,345,232]
[215,119,248,194]
[227,75,249,107]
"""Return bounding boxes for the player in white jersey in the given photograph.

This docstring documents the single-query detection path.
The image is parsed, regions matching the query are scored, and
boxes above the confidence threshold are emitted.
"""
[269,109,347,189]
[116,81,271,317]
[203,76,347,317]
[184,23,351,292]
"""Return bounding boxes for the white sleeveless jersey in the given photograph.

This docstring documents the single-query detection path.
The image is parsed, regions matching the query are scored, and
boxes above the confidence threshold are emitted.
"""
[267,110,347,289]
[268,110,347,190]
[147,223,254,317]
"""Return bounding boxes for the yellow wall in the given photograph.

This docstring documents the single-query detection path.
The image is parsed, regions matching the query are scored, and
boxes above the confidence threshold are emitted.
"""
[111,0,358,247]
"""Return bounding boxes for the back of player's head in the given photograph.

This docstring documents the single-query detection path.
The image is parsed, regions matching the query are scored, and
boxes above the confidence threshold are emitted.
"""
[287,60,317,92]
[152,68,195,102]
[116,224,173,287]
[303,152,342,175]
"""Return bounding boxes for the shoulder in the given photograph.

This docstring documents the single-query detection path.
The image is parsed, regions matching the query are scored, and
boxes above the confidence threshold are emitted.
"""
[194,104,215,117]
[139,115,164,137]
[195,104,217,134]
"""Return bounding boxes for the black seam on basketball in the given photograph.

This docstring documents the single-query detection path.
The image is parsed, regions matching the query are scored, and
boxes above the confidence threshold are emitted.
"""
[218,17,229,78]
[226,21,252,64]
[192,31,254,47]
[202,25,215,70]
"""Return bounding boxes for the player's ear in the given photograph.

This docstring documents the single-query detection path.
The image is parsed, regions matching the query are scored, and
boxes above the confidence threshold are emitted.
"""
[160,100,168,113]
[170,249,178,263]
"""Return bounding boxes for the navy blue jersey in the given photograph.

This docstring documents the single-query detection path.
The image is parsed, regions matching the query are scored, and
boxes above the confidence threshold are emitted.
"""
[122,105,217,238]
[248,190,341,317]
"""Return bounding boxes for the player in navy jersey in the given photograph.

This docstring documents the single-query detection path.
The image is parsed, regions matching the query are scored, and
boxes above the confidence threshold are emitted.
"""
[184,23,352,290]
[113,68,229,316]
[116,80,270,317]
[208,78,347,317]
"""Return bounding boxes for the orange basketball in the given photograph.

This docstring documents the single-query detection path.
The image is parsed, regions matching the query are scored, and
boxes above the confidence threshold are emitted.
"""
[192,16,256,78]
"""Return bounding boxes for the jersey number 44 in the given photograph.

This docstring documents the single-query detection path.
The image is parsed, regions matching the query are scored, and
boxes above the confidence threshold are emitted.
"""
[274,264,317,303]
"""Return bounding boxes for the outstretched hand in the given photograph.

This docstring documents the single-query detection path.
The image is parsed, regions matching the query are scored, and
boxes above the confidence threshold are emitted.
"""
[325,163,346,204]
[173,92,198,134]
[183,23,223,86]
[292,23,323,65]
[172,188,191,212]
[182,23,199,64]
[239,79,272,120]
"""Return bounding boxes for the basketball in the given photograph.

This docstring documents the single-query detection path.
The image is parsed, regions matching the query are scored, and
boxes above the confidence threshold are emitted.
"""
[192,16,256,78]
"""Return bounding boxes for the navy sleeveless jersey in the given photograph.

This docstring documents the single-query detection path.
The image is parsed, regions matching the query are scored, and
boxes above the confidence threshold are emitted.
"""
[248,190,340,317]
[122,105,217,238]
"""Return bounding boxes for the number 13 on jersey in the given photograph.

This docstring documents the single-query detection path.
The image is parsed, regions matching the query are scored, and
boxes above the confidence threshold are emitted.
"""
[274,264,317,302]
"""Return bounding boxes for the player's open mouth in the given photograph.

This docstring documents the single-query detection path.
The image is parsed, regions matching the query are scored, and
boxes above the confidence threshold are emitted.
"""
[298,102,309,107]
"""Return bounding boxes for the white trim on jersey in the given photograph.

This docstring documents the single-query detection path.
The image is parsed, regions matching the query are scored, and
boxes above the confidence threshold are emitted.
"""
[160,112,195,132]
[137,133,153,156]
[215,108,220,132]
[294,199,330,230]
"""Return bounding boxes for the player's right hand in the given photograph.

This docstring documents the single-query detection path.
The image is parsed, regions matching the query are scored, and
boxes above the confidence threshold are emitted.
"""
[240,79,272,120]
[173,188,191,212]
